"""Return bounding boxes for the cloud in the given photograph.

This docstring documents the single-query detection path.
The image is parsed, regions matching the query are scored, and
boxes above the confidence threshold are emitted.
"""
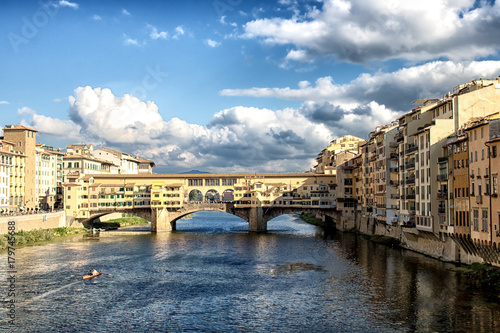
[148,25,168,40]
[26,60,500,173]
[0,101,9,105]
[58,0,78,9]
[123,34,140,46]
[122,9,131,16]
[221,60,500,112]
[173,26,185,39]
[242,0,500,64]
[205,39,221,48]
[24,115,82,139]
[27,86,333,173]
[92,14,102,21]
[17,107,36,117]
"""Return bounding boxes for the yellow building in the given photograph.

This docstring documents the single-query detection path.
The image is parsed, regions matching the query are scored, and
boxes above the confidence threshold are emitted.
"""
[315,135,366,174]
[3,125,37,210]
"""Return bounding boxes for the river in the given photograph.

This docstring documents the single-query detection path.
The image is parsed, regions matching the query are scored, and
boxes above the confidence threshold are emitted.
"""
[1,212,500,332]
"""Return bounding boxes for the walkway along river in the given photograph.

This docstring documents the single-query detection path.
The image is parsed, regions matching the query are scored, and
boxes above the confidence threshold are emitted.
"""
[1,211,500,332]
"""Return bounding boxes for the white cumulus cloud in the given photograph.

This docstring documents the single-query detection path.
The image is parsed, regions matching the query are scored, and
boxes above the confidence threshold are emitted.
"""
[242,0,500,63]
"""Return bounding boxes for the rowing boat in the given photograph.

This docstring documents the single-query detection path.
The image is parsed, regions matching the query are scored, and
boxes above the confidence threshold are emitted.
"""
[83,271,102,280]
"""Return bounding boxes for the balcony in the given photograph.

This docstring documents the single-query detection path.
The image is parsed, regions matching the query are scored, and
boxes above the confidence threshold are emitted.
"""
[438,156,448,163]
[406,194,416,200]
[437,174,447,181]
[437,191,448,200]
[405,145,418,155]
[389,167,398,173]
[405,162,415,170]
[405,178,415,185]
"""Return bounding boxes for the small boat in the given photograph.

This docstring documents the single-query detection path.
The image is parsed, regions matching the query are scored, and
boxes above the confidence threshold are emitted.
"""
[83,271,102,280]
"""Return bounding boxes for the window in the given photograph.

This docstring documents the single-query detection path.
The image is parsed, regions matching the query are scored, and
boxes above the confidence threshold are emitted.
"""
[481,127,484,139]
[493,146,497,158]
[482,209,488,232]
[475,151,478,162]
[482,149,484,160]
[473,209,479,231]
[471,181,475,196]
[493,174,498,195]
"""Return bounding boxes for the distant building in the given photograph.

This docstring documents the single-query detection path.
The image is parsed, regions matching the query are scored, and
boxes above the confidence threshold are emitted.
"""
[315,135,366,174]
[92,147,140,174]
[137,158,156,174]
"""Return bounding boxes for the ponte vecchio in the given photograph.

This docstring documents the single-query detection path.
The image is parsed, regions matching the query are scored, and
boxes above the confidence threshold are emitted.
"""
[64,172,338,232]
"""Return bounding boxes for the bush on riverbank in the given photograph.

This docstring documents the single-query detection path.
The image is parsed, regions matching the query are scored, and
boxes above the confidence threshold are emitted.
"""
[299,212,328,228]
[456,263,500,297]
[92,216,148,229]
[362,234,401,248]
[0,227,87,249]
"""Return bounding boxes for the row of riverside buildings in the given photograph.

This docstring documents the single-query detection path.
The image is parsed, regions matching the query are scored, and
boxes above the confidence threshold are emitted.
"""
[315,78,500,264]
[0,125,155,214]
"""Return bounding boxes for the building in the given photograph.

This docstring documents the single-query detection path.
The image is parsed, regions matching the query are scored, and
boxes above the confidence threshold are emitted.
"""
[315,135,366,174]
[35,144,64,210]
[92,147,139,174]
[2,125,37,211]
[0,139,16,213]
[137,158,156,174]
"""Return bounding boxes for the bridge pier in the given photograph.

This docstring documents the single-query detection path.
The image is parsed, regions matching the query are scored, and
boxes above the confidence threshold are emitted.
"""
[248,206,267,232]
[151,208,175,232]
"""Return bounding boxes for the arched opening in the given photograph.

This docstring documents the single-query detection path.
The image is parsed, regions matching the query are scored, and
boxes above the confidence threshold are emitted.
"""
[266,213,320,234]
[188,189,203,202]
[222,189,234,202]
[175,210,247,232]
[87,212,151,231]
[205,189,220,203]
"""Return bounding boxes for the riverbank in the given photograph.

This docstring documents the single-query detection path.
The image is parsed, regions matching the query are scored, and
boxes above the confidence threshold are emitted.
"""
[92,215,148,229]
[298,212,334,229]
[0,227,87,250]
[453,263,500,298]
[299,213,500,298]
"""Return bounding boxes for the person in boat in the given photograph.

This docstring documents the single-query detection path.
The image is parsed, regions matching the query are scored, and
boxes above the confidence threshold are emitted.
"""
[92,268,98,275]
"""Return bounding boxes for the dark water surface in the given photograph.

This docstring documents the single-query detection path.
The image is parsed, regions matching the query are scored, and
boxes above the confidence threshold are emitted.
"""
[2,212,500,332]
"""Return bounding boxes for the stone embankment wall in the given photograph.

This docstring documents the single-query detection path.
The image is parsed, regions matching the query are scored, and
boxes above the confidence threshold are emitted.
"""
[0,211,84,234]
[334,211,496,266]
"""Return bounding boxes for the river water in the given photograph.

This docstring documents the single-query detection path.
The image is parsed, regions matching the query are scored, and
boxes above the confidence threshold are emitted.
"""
[1,212,500,332]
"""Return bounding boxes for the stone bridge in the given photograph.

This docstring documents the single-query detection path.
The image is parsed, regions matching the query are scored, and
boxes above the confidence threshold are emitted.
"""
[81,203,340,232]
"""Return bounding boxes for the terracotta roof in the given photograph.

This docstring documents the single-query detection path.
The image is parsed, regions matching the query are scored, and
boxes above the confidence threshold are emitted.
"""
[3,125,38,132]
[137,158,156,167]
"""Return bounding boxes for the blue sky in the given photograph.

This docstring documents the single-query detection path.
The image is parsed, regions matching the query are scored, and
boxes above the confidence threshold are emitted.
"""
[1,0,500,173]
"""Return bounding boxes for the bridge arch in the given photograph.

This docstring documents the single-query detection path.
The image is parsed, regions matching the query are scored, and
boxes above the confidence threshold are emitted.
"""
[188,189,203,202]
[222,189,234,202]
[205,189,220,202]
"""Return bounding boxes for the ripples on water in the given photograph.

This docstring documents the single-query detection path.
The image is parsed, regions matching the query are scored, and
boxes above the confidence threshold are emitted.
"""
[1,212,500,332]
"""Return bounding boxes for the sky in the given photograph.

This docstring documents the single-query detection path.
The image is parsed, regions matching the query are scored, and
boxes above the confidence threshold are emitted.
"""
[1,0,500,174]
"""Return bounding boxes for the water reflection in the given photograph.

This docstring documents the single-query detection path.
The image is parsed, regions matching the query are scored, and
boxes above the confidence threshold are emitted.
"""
[1,212,499,332]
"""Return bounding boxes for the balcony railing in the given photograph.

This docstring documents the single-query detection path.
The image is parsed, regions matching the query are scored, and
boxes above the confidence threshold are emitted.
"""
[438,156,448,163]
[437,192,448,199]
[406,145,418,155]
[437,174,448,181]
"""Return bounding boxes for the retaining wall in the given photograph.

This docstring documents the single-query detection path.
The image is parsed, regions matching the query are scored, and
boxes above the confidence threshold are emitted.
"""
[0,211,83,234]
